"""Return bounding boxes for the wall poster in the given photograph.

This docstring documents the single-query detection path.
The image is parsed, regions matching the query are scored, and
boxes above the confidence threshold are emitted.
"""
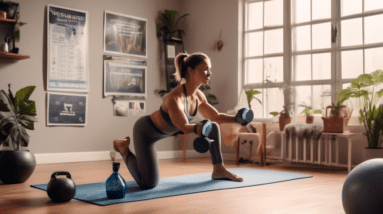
[47,92,88,126]
[104,57,147,98]
[47,5,89,92]
[104,11,147,58]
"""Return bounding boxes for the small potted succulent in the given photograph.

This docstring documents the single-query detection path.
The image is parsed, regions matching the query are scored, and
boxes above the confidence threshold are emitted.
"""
[0,84,38,184]
[299,104,314,124]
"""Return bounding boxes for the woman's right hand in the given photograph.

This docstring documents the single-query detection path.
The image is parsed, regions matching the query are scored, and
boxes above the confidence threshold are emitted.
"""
[194,122,203,137]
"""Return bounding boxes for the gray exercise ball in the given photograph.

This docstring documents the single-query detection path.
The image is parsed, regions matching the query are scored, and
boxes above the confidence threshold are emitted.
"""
[342,158,383,214]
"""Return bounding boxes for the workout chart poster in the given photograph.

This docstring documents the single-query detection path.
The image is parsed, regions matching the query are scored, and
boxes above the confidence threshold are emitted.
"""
[47,92,88,126]
[47,5,89,92]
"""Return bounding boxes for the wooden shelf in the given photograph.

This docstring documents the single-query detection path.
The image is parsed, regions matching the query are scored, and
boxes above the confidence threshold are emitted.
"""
[0,52,30,60]
[0,18,26,26]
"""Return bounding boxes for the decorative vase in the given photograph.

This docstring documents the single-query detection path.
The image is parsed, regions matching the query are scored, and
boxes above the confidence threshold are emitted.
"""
[306,116,314,124]
[363,148,383,161]
[106,162,127,199]
[279,117,291,131]
[0,150,36,184]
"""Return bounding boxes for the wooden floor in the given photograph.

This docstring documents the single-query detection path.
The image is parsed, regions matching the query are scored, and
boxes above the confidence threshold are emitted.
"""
[0,158,348,214]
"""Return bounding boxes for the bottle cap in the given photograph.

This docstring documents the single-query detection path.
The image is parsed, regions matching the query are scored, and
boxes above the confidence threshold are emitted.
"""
[112,162,120,172]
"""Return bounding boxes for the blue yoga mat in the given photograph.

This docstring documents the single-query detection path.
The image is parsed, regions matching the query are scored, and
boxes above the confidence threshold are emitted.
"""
[31,168,312,206]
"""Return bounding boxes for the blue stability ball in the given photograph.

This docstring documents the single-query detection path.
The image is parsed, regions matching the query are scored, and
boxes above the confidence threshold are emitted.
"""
[342,158,383,214]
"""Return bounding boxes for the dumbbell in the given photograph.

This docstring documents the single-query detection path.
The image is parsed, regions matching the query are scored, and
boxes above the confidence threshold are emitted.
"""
[235,108,254,126]
[193,119,214,153]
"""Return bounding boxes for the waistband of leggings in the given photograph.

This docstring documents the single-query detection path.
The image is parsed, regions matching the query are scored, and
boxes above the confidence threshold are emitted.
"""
[145,116,167,135]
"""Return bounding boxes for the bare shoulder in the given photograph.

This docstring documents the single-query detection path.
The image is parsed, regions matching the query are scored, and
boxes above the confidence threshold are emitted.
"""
[196,89,207,104]
[163,85,184,111]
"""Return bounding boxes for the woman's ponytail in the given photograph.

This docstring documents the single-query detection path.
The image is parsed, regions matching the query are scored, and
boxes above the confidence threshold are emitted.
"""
[174,53,188,83]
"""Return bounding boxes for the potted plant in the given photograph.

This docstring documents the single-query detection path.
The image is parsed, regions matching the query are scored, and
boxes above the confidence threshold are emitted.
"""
[266,79,294,131]
[337,69,383,160]
[245,89,261,109]
[312,109,322,123]
[156,9,189,40]
[0,84,37,184]
[299,104,314,124]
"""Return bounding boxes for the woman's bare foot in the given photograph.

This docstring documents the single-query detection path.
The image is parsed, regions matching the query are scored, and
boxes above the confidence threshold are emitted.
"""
[113,136,130,157]
[212,164,243,182]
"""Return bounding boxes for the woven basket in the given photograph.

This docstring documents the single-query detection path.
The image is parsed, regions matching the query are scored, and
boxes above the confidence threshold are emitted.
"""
[322,117,350,133]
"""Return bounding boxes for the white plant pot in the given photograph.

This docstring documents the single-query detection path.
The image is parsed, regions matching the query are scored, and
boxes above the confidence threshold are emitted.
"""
[363,148,383,161]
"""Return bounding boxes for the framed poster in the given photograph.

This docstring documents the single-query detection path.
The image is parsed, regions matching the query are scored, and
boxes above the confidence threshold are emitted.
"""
[104,11,147,58]
[47,5,89,92]
[47,92,88,126]
[104,60,147,98]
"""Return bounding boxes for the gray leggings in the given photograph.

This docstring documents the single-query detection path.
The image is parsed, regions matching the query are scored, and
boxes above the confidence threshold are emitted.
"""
[125,115,223,189]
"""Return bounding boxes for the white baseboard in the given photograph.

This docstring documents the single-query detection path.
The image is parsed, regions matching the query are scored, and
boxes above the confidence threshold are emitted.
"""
[34,150,213,165]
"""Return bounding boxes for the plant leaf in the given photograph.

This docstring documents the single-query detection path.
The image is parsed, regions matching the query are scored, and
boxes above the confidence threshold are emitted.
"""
[351,74,373,89]
[165,10,178,25]
[15,86,35,111]
[18,100,37,117]
[161,13,172,26]
[18,114,37,130]
[0,90,13,113]
[245,90,261,103]
[174,13,189,28]
[376,88,383,98]
[7,84,15,109]
[19,124,29,147]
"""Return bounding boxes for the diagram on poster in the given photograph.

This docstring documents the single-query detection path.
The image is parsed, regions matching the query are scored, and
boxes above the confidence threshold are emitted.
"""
[47,92,88,126]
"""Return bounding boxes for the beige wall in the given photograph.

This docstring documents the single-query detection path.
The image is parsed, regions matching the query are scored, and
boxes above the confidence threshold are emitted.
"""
[0,0,183,154]
[0,0,369,167]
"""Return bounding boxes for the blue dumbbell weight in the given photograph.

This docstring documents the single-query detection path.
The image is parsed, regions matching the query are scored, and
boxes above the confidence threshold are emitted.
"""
[235,108,254,126]
[193,119,214,153]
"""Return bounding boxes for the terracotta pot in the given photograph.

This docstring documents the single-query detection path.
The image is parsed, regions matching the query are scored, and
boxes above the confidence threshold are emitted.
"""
[279,117,291,131]
[306,116,314,124]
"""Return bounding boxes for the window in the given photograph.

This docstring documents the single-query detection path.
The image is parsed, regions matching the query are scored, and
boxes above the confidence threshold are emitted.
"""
[242,0,383,124]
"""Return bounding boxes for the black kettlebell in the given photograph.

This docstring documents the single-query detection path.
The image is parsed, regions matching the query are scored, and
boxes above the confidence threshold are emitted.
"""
[193,119,214,153]
[47,171,76,203]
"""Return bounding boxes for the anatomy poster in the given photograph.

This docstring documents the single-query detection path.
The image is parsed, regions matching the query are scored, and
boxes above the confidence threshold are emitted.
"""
[47,5,89,92]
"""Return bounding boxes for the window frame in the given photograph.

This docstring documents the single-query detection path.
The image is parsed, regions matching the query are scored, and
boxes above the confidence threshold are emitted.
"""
[242,0,383,124]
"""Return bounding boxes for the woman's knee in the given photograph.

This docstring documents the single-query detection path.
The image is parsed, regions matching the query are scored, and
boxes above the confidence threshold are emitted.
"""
[141,178,159,189]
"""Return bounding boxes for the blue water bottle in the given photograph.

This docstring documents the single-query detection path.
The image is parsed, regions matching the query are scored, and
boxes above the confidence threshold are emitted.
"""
[106,162,127,199]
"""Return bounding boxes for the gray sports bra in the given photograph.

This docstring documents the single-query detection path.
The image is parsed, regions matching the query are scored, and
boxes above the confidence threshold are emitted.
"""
[159,84,198,133]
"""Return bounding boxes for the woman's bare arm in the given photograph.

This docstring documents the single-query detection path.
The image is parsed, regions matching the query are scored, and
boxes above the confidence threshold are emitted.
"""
[197,91,236,124]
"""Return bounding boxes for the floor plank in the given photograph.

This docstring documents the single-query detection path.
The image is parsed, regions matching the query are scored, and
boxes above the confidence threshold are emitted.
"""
[0,158,347,214]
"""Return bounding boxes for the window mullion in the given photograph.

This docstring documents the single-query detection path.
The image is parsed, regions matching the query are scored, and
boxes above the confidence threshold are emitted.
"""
[362,0,365,74]
[332,0,341,104]
[284,0,292,118]
[263,0,266,118]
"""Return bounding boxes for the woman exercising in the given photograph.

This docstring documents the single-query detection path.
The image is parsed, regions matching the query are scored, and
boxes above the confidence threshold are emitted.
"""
[113,52,246,189]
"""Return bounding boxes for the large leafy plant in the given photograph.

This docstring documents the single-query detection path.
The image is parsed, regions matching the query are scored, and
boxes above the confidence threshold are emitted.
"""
[337,70,383,148]
[0,84,37,150]
[156,10,189,39]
